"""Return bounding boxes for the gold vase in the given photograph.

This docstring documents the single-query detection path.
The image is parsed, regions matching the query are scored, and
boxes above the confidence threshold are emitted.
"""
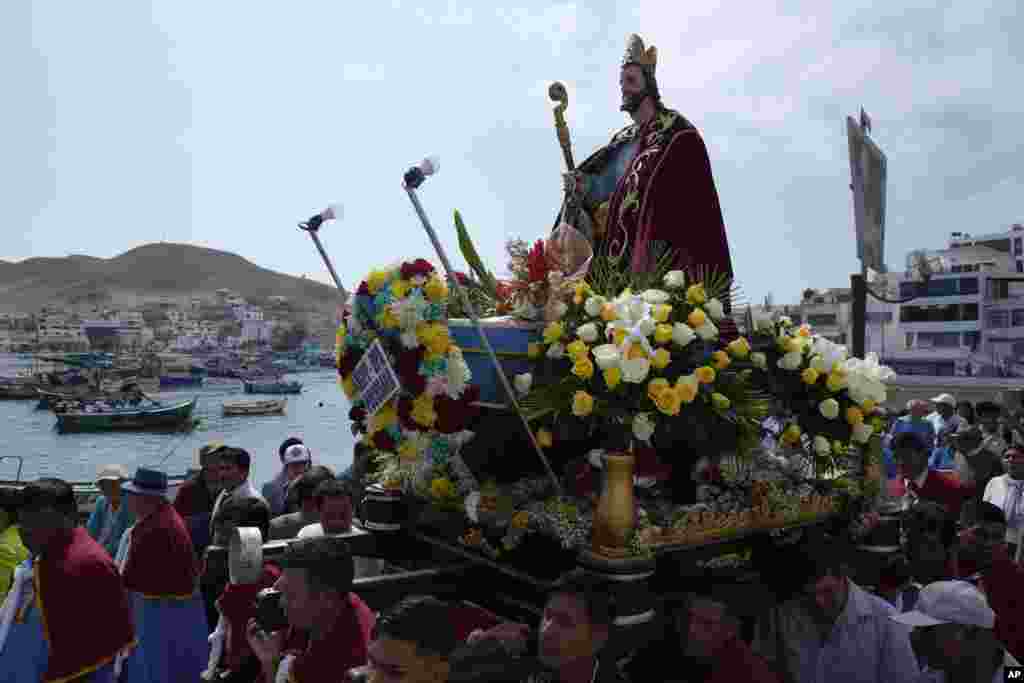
[591,452,636,554]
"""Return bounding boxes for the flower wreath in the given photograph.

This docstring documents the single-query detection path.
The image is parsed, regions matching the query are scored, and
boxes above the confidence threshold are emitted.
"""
[336,259,480,486]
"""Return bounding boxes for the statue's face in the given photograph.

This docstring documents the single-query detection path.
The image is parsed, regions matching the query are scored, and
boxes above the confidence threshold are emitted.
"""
[619,64,649,113]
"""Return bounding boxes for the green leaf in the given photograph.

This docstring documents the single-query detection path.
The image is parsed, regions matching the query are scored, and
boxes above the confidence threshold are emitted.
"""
[454,210,499,299]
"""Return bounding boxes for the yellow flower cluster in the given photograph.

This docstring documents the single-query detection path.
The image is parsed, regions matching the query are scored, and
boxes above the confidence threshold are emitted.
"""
[416,322,451,357]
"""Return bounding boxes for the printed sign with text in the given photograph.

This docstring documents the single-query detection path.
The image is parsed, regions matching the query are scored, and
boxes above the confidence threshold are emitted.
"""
[351,339,402,416]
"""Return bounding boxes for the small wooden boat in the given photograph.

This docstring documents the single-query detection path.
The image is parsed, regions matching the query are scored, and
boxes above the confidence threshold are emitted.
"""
[0,383,40,399]
[55,397,198,433]
[222,399,286,416]
[243,380,303,395]
[159,373,205,387]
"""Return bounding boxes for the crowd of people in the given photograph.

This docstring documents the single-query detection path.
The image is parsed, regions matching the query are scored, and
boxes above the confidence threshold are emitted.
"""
[0,399,1021,682]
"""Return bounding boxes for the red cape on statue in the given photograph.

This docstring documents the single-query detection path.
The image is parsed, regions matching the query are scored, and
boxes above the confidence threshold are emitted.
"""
[122,501,200,597]
[35,527,135,683]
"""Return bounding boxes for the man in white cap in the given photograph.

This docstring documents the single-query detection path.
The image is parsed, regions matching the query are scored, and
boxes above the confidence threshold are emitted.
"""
[927,394,963,470]
[261,437,311,517]
[891,580,1020,682]
[85,464,136,558]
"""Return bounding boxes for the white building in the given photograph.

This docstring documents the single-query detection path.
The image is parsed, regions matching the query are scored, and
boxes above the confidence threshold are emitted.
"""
[241,319,273,346]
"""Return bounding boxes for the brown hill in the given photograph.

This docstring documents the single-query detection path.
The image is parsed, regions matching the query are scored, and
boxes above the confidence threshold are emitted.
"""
[0,243,341,313]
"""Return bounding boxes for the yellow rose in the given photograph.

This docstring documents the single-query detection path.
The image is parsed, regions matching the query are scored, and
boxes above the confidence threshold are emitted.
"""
[711,393,731,411]
[695,366,716,384]
[784,337,802,354]
[572,356,595,380]
[566,339,589,360]
[411,393,437,427]
[543,321,565,344]
[801,367,820,385]
[398,441,420,463]
[380,306,401,329]
[424,276,448,303]
[536,429,553,448]
[846,406,864,425]
[627,344,647,361]
[654,324,673,345]
[430,478,455,499]
[686,283,707,305]
[687,308,707,328]
[340,375,355,400]
[826,372,846,393]
[647,378,670,403]
[369,403,398,434]
[426,324,450,356]
[603,366,622,389]
[711,350,731,370]
[675,377,698,404]
[366,269,390,295]
[726,337,751,359]
[528,343,542,359]
[861,399,876,413]
[511,511,531,529]
[391,279,411,299]
[653,304,673,323]
[654,386,682,416]
[781,424,802,445]
[613,328,627,346]
[651,348,671,370]
[573,281,590,305]
[600,304,618,322]
[571,391,594,417]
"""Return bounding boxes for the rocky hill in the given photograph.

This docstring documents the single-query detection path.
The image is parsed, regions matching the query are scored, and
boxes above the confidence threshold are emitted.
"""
[0,243,342,313]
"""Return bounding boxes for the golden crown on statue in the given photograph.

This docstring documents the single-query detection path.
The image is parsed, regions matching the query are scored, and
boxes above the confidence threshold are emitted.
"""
[623,34,658,72]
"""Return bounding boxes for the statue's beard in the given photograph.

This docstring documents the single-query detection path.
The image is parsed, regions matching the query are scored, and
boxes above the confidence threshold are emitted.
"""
[620,90,648,114]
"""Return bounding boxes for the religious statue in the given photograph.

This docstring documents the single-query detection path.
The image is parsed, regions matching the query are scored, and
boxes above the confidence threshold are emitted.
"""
[556,34,734,285]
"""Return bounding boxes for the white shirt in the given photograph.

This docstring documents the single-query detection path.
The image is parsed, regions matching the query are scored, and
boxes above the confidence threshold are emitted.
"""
[982,475,1024,544]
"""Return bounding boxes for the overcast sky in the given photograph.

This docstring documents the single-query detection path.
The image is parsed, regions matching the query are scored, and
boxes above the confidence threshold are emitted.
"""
[3,1,1020,305]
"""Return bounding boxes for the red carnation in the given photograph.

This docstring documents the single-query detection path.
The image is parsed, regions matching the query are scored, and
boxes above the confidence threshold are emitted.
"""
[396,348,427,395]
[401,258,435,280]
[452,271,471,286]
[434,395,467,434]
[337,353,358,377]
[526,240,548,283]
[349,406,367,423]
[373,431,396,452]
[397,396,421,431]
[356,281,370,296]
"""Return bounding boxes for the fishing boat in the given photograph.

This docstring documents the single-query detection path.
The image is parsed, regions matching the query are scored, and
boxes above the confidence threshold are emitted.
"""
[242,380,302,394]
[54,397,198,433]
[222,398,286,416]
[159,372,205,387]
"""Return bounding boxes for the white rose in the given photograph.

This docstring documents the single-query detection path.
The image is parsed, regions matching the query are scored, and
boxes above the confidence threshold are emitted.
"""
[777,351,803,371]
[546,343,565,359]
[810,355,828,373]
[638,318,657,337]
[705,298,725,321]
[819,398,840,420]
[584,295,606,318]
[592,344,621,370]
[778,316,793,326]
[576,322,599,343]
[695,320,719,341]
[750,352,767,370]
[753,311,774,333]
[621,357,651,384]
[852,422,874,444]
[641,289,671,305]
[663,270,686,289]
[672,323,696,348]
[551,301,568,320]
[401,330,419,349]
[632,413,656,443]
[813,435,831,457]
[514,373,532,395]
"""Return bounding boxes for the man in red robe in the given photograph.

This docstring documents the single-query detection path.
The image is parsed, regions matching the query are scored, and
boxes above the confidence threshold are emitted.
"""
[561,34,734,289]
[1,478,135,683]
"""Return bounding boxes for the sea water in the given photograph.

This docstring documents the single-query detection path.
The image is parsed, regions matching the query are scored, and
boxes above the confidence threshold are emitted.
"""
[0,354,356,487]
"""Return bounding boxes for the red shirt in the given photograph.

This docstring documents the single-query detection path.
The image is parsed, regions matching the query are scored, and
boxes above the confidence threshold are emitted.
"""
[285,592,375,682]
[706,637,781,683]
[216,561,281,672]
[980,548,1024,662]
[172,475,216,518]
[910,471,975,518]
[36,528,136,683]
[122,501,199,597]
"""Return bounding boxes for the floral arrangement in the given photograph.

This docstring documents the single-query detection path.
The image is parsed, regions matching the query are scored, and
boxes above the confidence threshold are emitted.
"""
[517,267,767,462]
[336,259,481,491]
[743,312,893,474]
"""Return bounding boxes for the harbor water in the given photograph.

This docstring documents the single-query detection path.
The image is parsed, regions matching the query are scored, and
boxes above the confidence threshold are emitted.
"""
[0,354,356,486]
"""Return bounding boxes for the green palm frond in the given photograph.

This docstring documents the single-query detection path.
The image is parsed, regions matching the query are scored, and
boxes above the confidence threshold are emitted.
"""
[519,379,577,421]
[454,210,499,299]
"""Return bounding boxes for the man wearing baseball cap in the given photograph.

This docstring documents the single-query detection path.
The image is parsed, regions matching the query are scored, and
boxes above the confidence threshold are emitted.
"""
[891,581,1020,682]
[261,437,312,517]
[928,394,964,470]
